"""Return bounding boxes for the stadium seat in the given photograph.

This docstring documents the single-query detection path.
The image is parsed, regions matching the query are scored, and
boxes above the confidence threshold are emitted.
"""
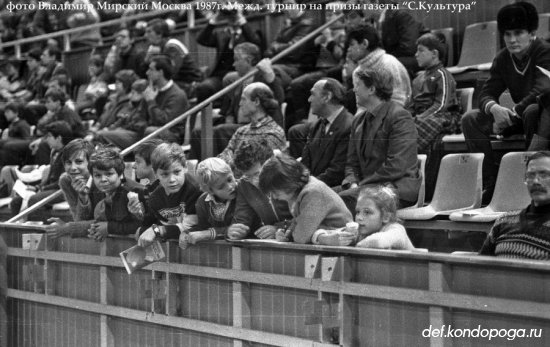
[447,21,498,74]
[449,151,532,222]
[399,154,427,210]
[431,27,454,67]
[397,153,483,220]
[124,162,135,181]
[441,87,474,143]
[538,13,550,42]
[187,159,199,179]
[457,87,474,113]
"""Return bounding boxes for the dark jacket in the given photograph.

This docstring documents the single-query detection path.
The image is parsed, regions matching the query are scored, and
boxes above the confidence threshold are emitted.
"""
[381,9,426,58]
[190,192,237,238]
[301,108,353,187]
[197,22,261,77]
[97,183,143,235]
[232,180,292,235]
[343,101,421,203]
[266,14,317,69]
[140,173,202,240]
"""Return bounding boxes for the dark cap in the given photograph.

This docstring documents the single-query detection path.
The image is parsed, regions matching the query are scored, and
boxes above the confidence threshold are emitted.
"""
[497,2,539,33]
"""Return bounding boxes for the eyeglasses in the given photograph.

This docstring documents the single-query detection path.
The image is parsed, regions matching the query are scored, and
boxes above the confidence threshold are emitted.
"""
[524,170,550,183]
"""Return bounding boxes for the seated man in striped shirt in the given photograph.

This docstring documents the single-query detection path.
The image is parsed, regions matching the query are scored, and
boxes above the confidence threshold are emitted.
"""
[480,152,550,260]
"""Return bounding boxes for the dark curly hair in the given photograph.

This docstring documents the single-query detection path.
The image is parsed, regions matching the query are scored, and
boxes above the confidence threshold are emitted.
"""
[62,139,95,164]
[233,137,274,172]
[258,152,310,197]
[88,145,125,175]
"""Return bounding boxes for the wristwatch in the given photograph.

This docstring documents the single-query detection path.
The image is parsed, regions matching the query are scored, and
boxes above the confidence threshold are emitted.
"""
[152,224,162,240]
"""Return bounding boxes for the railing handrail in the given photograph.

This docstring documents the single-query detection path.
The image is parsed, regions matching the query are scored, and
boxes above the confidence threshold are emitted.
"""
[7,13,344,223]
[3,221,550,272]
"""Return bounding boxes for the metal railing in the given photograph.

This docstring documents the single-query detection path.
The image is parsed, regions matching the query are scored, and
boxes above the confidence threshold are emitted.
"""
[1,223,549,347]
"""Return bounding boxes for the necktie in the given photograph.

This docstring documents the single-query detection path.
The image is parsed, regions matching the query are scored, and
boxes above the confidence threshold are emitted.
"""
[320,118,329,136]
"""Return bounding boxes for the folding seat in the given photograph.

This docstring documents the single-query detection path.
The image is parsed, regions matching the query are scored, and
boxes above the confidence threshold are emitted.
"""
[399,154,427,210]
[449,152,532,222]
[441,87,474,144]
[537,13,550,42]
[187,159,199,179]
[397,153,483,220]
[447,21,498,74]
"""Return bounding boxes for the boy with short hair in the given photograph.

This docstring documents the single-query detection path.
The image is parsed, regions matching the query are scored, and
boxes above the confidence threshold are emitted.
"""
[9,120,72,214]
[127,138,164,220]
[179,158,238,249]
[47,146,143,240]
[137,143,202,247]
[0,102,30,141]
[406,32,460,154]
[0,102,31,171]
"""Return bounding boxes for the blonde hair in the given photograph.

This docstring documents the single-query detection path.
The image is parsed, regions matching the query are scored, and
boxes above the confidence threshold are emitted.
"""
[358,185,399,224]
[196,157,232,191]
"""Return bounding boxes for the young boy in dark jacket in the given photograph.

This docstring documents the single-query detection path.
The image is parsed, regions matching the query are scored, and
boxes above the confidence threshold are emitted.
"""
[137,143,202,247]
[180,157,237,249]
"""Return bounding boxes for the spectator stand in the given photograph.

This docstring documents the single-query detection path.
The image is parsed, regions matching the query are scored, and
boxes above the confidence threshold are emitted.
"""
[6,7,345,227]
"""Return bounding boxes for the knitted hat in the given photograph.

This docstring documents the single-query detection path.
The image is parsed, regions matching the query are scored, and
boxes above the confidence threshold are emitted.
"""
[497,2,538,33]
[131,79,148,93]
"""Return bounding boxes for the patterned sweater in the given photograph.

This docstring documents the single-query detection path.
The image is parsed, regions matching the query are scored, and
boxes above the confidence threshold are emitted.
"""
[218,116,286,165]
[479,203,550,260]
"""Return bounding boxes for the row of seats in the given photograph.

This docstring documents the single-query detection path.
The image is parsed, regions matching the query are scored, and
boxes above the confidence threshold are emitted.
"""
[398,152,532,223]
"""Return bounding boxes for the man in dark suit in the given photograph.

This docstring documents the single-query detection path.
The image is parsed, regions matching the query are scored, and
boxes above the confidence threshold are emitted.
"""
[339,68,420,212]
[300,78,353,188]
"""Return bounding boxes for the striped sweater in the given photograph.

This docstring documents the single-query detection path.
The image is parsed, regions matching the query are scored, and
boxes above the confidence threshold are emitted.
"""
[479,203,550,260]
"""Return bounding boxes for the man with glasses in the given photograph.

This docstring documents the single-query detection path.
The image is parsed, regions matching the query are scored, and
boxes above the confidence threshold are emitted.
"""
[480,151,550,260]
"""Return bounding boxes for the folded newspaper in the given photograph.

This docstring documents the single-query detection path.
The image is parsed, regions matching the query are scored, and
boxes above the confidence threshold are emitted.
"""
[120,241,165,274]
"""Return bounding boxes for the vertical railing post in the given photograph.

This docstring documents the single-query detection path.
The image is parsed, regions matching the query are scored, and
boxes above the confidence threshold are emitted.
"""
[337,256,354,347]
[232,245,251,347]
[428,262,451,347]
[0,235,7,347]
[99,241,113,347]
[14,44,21,59]
[165,243,178,315]
[200,103,214,159]
[63,34,71,51]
